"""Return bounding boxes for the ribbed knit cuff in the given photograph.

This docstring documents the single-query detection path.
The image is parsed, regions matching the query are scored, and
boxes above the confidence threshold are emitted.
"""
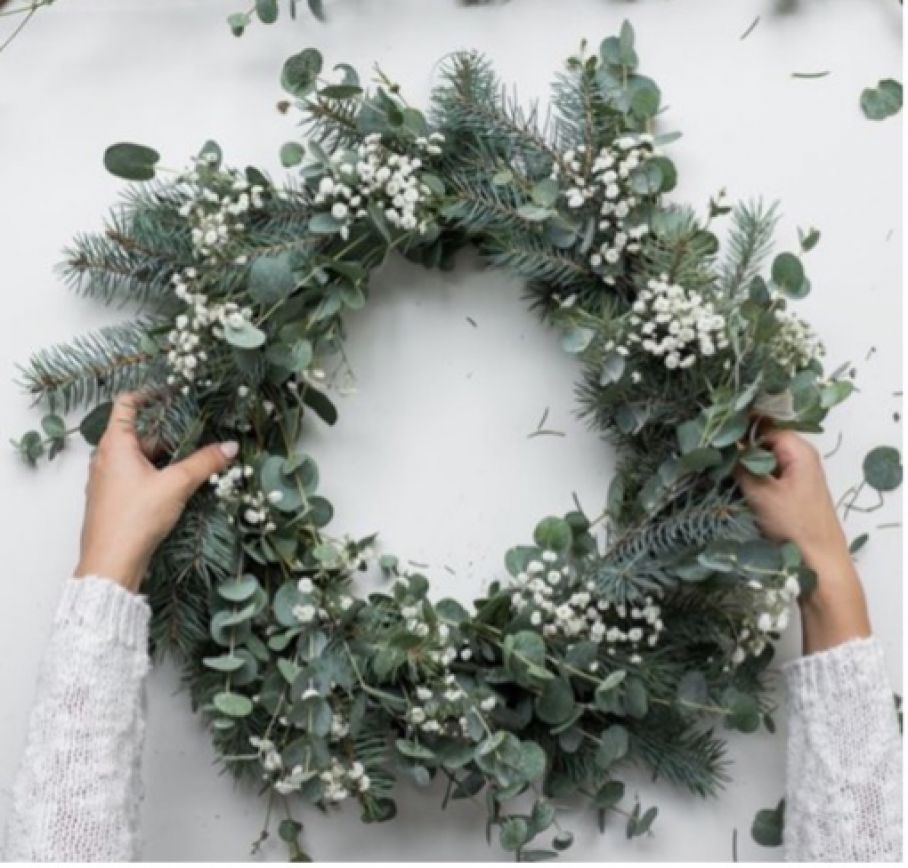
[56,576,151,650]
[781,634,891,714]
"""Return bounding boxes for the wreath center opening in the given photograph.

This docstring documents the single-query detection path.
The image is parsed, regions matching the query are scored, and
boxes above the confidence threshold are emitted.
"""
[306,252,615,593]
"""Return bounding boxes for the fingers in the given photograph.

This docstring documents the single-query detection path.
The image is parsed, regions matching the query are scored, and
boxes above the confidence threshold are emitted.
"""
[164,441,239,500]
[734,463,776,498]
[759,428,818,476]
[100,392,144,449]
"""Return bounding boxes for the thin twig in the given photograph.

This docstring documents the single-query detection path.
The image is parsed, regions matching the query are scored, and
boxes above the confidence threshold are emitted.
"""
[739,16,760,40]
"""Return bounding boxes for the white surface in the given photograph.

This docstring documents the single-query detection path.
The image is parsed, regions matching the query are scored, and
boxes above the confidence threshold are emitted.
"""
[0,0,901,862]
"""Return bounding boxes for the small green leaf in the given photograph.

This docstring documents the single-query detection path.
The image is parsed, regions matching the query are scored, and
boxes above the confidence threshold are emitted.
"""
[849,533,869,555]
[798,226,821,252]
[227,12,250,36]
[517,203,554,222]
[740,448,777,476]
[217,574,259,602]
[41,413,65,439]
[535,678,575,725]
[533,516,572,552]
[861,79,902,121]
[79,402,113,446]
[600,351,626,385]
[595,724,629,768]
[500,817,529,851]
[751,799,785,847]
[308,212,344,234]
[560,327,595,354]
[281,48,323,97]
[863,446,902,492]
[771,252,807,298]
[203,654,246,672]
[249,252,296,305]
[224,319,266,349]
[103,143,160,181]
[280,141,305,167]
[255,0,279,23]
[213,691,253,718]
[594,779,625,808]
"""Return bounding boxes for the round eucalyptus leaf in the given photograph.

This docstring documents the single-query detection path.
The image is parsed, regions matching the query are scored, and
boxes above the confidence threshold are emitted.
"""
[217,574,260,602]
[534,678,575,725]
[595,724,629,768]
[255,0,279,24]
[771,252,807,297]
[103,142,160,181]
[213,691,253,718]
[533,516,572,552]
[860,79,902,121]
[863,445,902,492]
[499,818,529,851]
[280,141,305,167]
[249,252,296,305]
[282,48,323,97]
[224,319,266,349]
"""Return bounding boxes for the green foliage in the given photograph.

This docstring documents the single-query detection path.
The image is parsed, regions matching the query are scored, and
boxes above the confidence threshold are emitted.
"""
[751,798,785,847]
[17,25,852,863]
[863,446,902,492]
[860,79,902,120]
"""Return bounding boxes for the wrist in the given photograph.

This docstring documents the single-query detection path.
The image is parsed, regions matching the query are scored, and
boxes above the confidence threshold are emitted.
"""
[75,551,146,593]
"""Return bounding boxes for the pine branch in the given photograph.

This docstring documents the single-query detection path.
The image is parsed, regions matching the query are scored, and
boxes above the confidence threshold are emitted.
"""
[607,493,757,564]
[483,234,595,290]
[633,715,731,797]
[719,201,778,295]
[550,61,618,151]
[637,206,718,291]
[443,174,536,234]
[432,52,561,175]
[60,196,195,306]
[297,94,363,150]
[18,319,163,412]
[146,499,238,660]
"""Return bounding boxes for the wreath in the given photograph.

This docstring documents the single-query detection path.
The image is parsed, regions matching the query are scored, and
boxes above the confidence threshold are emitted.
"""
[17,23,852,861]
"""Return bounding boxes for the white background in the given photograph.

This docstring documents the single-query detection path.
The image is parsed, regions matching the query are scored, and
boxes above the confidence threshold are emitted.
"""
[0,0,902,862]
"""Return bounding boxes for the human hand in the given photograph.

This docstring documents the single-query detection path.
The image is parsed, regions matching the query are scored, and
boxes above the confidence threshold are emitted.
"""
[74,392,238,593]
[736,428,871,653]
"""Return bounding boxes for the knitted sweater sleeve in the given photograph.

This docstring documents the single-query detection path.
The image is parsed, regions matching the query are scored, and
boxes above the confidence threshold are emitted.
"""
[3,577,151,862]
[782,634,903,862]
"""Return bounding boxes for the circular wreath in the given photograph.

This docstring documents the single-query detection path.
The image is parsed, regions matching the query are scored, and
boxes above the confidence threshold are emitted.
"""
[18,23,851,861]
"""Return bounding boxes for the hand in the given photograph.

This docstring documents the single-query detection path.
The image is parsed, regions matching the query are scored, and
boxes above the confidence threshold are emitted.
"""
[74,392,239,593]
[736,428,871,653]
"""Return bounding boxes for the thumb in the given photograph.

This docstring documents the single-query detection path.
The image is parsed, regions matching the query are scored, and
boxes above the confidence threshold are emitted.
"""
[165,441,239,500]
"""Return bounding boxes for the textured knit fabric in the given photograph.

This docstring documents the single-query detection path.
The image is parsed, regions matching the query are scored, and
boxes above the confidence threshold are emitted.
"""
[782,634,903,862]
[1,579,903,862]
[2,577,150,862]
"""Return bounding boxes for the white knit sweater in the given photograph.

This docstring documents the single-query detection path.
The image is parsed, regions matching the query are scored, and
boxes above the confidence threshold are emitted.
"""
[1,577,902,861]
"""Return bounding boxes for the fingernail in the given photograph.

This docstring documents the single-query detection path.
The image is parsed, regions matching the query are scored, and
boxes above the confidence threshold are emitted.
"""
[219,441,239,459]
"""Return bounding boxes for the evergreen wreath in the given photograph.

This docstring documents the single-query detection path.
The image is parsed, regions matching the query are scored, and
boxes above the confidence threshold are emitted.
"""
[16,22,854,861]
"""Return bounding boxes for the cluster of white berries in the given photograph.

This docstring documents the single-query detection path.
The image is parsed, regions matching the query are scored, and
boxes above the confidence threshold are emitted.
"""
[406,674,498,739]
[250,735,284,775]
[392,576,473,667]
[208,463,280,534]
[292,577,354,626]
[551,135,655,283]
[728,573,800,667]
[509,551,664,664]
[620,274,729,370]
[317,758,371,803]
[178,162,267,261]
[165,267,258,387]
[312,132,443,239]
[768,308,825,373]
